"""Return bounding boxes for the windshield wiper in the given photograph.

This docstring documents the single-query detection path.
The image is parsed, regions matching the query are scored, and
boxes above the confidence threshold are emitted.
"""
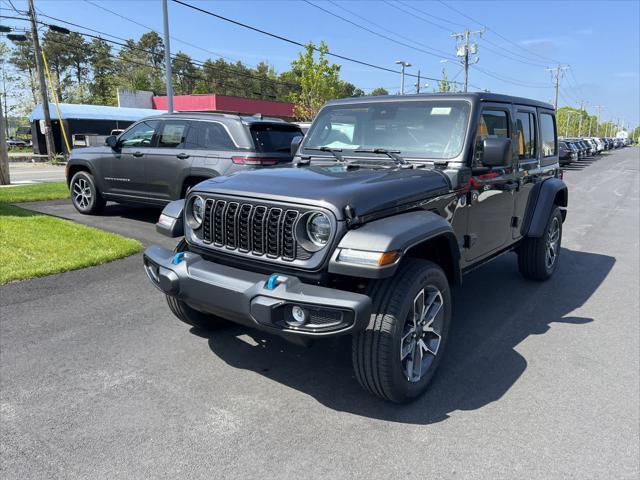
[304,147,345,162]
[353,148,409,166]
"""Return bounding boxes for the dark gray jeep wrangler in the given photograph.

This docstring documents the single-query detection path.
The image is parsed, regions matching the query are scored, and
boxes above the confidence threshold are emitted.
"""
[143,93,568,403]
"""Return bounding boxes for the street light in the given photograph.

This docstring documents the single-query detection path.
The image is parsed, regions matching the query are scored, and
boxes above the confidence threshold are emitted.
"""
[395,60,411,95]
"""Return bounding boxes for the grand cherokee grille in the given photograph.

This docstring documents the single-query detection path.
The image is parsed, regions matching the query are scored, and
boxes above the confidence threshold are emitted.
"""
[201,198,311,261]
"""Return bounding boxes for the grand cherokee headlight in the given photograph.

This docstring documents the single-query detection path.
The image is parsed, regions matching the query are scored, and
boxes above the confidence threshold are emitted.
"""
[186,195,205,229]
[306,212,331,247]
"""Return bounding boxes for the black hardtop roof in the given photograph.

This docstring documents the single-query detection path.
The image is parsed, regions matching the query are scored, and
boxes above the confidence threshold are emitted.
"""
[324,92,555,111]
[144,111,292,125]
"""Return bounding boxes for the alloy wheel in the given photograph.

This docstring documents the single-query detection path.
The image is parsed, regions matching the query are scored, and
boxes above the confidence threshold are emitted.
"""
[546,216,560,269]
[72,177,92,209]
[400,286,444,383]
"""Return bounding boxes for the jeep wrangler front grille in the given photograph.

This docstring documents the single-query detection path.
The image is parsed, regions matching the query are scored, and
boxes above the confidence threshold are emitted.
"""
[201,198,306,261]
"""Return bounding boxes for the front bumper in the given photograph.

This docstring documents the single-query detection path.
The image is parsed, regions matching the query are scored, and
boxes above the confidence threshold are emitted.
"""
[143,245,372,338]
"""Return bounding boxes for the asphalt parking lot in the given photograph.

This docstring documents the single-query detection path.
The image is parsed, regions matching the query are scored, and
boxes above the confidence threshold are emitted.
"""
[1,149,638,479]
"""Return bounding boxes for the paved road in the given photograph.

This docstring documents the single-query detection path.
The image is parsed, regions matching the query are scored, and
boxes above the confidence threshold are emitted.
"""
[7,162,66,184]
[1,150,638,479]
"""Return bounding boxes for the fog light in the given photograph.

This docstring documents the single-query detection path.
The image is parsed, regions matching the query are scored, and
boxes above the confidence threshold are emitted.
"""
[289,305,308,326]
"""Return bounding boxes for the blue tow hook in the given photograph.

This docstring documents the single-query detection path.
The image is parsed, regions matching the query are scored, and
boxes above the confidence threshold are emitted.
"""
[172,252,186,265]
[266,274,286,290]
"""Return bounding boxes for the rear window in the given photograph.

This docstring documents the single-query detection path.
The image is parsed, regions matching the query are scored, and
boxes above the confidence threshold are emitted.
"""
[250,124,303,153]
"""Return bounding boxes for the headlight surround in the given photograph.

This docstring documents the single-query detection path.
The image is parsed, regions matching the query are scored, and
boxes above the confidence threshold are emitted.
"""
[186,195,205,229]
[306,212,331,247]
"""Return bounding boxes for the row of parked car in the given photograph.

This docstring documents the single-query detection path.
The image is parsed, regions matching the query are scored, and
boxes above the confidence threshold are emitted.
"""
[558,136,632,165]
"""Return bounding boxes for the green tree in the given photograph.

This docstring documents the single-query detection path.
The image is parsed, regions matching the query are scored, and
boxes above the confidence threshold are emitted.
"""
[288,42,341,121]
[88,38,116,105]
[172,51,197,95]
[9,33,38,104]
[368,87,389,96]
[436,68,458,93]
[42,30,73,100]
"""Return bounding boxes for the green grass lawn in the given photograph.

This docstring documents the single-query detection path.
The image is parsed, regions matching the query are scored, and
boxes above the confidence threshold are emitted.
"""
[0,181,69,203]
[0,198,143,285]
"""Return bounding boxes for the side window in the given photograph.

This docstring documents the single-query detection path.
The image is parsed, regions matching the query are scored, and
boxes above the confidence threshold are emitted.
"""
[184,121,236,150]
[540,113,557,157]
[474,109,509,166]
[516,111,537,160]
[118,120,158,148]
[156,121,188,148]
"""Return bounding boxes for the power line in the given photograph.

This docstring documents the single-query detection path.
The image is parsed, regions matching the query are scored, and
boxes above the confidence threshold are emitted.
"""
[302,0,455,60]
[395,0,465,28]
[171,0,444,83]
[473,65,551,89]
[382,0,452,33]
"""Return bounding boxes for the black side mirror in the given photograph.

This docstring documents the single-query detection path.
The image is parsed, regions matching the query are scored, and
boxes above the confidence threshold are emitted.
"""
[482,137,512,167]
[290,135,303,158]
[105,135,118,149]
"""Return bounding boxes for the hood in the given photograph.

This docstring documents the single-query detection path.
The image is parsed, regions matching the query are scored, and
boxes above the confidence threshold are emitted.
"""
[194,163,450,220]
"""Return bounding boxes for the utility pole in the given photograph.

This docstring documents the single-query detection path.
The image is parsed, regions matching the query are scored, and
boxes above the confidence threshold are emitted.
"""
[415,70,421,94]
[0,93,9,184]
[395,60,411,95]
[564,111,576,138]
[28,0,55,160]
[577,100,587,137]
[587,116,593,137]
[162,0,174,112]
[546,65,570,111]
[451,27,485,92]
[593,105,604,136]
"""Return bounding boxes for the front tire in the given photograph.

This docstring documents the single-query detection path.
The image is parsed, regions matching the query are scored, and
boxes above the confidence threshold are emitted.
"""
[518,206,563,281]
[352,260,452,403]
[70,171,105,214]
[166,296,228,331]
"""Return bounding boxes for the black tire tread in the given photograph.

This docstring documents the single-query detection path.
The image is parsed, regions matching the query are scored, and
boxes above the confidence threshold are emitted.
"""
[165,295,227,330]
[518,206,562,281]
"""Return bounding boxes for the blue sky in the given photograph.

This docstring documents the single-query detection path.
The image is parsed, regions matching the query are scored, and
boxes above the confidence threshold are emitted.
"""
[3,0,639,127]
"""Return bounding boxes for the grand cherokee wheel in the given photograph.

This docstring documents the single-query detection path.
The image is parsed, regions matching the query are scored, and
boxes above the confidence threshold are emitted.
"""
[352,260,451,403]
[518,206,563,281]
[70,171,105,214]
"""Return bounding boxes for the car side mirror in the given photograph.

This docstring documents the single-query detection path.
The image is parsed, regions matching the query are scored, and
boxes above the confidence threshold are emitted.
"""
[482,137,512,167]
[290,135,303,158]
[105,135,118,150]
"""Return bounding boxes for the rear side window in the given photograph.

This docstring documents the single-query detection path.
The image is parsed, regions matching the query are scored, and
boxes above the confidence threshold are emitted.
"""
[184,121,236,150]
[250,125,303,153]
[157,121,188,148]
[515,111,537,160]
[540,113,556,157]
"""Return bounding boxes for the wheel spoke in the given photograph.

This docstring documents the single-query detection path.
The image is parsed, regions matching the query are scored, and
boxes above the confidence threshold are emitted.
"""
[401,336,415,361]
[413,289,424,327]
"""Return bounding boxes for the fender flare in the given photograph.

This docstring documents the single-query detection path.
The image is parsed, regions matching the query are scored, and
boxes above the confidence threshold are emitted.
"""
[521,178,568,238]
[328,210,461,282]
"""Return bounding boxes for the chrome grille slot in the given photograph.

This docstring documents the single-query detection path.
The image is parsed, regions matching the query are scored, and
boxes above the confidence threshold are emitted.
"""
[202,199,214,243]
[224,202,240,249]
[238,204,253,252]
[212,200,226,246]
[252,206,267,255]
[282,210,299,260]
[266,208,283,258]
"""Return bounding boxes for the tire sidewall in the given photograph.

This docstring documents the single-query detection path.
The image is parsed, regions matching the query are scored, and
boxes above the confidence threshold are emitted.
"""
[70,171,99,213]
[386,264,452,401]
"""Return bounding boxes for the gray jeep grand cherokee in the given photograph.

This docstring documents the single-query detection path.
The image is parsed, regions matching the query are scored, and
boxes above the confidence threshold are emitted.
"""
[66,112,303,214]
[143,93,568,403]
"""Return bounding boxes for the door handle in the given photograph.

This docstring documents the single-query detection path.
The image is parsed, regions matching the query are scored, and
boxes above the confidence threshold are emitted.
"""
[132,151,144,157]
[177,153,190,160]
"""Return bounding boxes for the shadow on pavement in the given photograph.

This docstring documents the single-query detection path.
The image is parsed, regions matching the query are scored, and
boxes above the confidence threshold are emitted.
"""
[194,247,614,424]
[99,203,163,223]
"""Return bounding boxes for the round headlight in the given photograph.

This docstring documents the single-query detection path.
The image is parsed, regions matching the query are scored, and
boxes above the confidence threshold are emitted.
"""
[187,195,205,229]
[306,212,331,247]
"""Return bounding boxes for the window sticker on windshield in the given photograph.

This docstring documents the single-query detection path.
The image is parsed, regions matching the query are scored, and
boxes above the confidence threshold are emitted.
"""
[430,107,452,115]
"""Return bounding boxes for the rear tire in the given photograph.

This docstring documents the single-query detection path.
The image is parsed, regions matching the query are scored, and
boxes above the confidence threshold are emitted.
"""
[518,206,563,280]
[352,260,452,403]
[70,171,105,214]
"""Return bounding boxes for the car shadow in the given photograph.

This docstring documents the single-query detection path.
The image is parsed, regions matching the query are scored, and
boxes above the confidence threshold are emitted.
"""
[192,248,614,424]
[99,202,163,223]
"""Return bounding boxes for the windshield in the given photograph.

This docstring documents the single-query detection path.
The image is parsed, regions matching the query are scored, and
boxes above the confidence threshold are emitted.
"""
[250,124,303,153]
[303,100,471,159]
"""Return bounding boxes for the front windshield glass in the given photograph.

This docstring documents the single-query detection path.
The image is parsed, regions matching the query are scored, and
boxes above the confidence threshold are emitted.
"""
[303,100,471,159]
